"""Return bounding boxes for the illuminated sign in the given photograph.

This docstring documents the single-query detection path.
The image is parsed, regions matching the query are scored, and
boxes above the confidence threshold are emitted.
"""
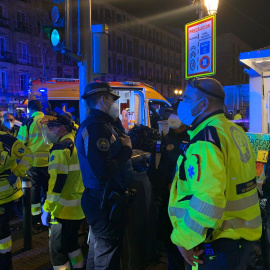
[185,15,216,79]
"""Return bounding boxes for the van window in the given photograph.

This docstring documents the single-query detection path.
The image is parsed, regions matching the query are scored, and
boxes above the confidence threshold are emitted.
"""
[148,100,170,129]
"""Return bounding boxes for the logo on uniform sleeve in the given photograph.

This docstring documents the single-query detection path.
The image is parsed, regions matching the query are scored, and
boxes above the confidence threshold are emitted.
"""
[50,155,55,162]
[97,138,110,151]
[230,126,250,163]
[188,165,195,179]
[166,144,174,151]
[18,147,24,154]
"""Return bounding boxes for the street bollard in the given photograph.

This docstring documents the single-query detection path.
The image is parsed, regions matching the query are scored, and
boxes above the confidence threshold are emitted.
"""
[22,177,32,250]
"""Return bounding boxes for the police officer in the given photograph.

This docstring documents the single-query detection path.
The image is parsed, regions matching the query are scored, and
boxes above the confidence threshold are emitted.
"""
[40,115,85,270]
[0,124,33,269]
[17,100,52,233]
[169,78,261,269]
[156,100,189,270]
[76,82,134,270]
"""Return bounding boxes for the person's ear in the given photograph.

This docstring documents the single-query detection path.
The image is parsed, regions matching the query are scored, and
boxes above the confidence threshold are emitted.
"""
[202,98,209,110]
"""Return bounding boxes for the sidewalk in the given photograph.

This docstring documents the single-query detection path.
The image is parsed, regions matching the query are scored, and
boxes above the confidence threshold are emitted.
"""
[10,217,168,270]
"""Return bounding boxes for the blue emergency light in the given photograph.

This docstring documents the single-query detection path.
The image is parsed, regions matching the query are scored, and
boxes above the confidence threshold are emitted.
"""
[39,88,47,93]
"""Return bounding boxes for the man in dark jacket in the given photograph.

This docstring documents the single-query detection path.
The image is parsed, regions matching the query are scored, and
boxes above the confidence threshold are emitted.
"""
[76,82,134,270]
[155,99,189,270]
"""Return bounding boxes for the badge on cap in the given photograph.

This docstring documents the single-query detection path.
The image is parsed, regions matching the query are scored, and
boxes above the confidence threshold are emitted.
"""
[97,138,110,151]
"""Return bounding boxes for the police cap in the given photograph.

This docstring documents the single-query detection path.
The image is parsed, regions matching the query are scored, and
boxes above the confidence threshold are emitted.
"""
[81,82,120,100]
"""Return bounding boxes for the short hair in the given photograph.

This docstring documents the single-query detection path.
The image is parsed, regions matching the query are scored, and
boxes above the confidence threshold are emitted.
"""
[236,110,240,114]
[61,112,72,121]
[85,92,110,109]
[28,100,42,112]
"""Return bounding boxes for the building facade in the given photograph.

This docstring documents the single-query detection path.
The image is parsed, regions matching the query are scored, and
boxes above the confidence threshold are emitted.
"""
[215,33,253,86]
[0,0,185,100]
[0,0,253,102]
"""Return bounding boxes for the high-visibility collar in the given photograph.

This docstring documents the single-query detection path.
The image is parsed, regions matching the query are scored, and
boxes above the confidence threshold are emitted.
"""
[31,111,44,118]
[59,132,74,143]
[188,112,225,140]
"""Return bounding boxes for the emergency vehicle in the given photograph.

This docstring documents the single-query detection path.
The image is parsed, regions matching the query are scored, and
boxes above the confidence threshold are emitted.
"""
[28,78,171,130]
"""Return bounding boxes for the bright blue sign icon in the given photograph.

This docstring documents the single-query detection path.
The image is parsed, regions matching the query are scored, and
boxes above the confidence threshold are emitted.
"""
[200,41,210,55]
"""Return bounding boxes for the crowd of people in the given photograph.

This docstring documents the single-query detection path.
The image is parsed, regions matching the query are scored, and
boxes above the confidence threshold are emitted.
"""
[0,77,267,270]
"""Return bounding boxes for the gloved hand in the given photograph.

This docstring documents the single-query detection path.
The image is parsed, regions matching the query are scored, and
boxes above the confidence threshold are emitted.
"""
[41,208,51,226]
[8,172,17,185]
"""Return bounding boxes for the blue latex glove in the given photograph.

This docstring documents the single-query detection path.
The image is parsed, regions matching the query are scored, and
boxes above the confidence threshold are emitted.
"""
[41,208,51,226]
[8,172,17,185]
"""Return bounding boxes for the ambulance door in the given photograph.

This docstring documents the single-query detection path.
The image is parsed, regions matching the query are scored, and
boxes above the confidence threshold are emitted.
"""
[114,89,145,130]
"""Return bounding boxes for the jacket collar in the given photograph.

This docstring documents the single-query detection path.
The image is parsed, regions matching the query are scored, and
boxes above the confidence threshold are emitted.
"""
[90,108,113,123]
[59,132,74,142]
[188,110,224,137]
[31,111,44,117]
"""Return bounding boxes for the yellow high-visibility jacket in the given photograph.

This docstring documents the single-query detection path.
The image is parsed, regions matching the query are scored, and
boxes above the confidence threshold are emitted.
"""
[169,112,262,250]
[0,131,34,205]
[17,111,52,167]
[43,133,85,220]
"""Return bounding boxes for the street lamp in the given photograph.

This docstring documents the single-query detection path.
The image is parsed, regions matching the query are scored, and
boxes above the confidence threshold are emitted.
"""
[188,0,219,18]
[204,0,219,15]
[174,89,183,96]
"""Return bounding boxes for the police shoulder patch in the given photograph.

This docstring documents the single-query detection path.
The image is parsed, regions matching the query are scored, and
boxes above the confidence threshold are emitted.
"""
[166,144,174,151]
[97,138,110,151]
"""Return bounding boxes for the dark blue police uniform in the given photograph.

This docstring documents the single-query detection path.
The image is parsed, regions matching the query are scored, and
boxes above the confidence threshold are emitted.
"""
[76,108,134,270]
[156,128,189,270]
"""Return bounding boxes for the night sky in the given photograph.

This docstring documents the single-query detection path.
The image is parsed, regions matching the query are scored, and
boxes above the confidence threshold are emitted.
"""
[112,0,270,50]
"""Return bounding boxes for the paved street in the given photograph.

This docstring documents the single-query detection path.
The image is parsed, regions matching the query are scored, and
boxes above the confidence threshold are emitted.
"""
[10,217,168,270]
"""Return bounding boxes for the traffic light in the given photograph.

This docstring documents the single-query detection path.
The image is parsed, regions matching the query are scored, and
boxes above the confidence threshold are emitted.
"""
[43,0,72,52]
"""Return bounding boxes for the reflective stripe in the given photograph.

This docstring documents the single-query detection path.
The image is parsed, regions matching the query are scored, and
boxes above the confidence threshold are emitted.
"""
[47,194,60,202]
[68,164,80,171]
[222,214,262,230]
[19,159,31,170]
[32,210,42,216]
[0,236,12,254]
[49,163,68,173]
[0,184,12,193]
[31,203,41,208]
[34,153,49,158]
[184,212,207,236]
[29,133,42,138]
[190,196,224,219]
[24,154,33,158]
[69,248,84,268]
[225,192,259,212]
[17,135,27,141]
[58,197,81,207]
[31,203,41,216]
[53,261,70,270]
[169,207,186,219]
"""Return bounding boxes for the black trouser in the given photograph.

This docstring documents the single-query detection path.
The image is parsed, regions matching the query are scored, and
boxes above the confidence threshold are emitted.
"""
[158,192,185,270]
[187,238,256,270]
[0,201,14,270]
[81,188,126,270]
[28,166,50,225]
[264,214,270,269]
[49,218,84,269]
